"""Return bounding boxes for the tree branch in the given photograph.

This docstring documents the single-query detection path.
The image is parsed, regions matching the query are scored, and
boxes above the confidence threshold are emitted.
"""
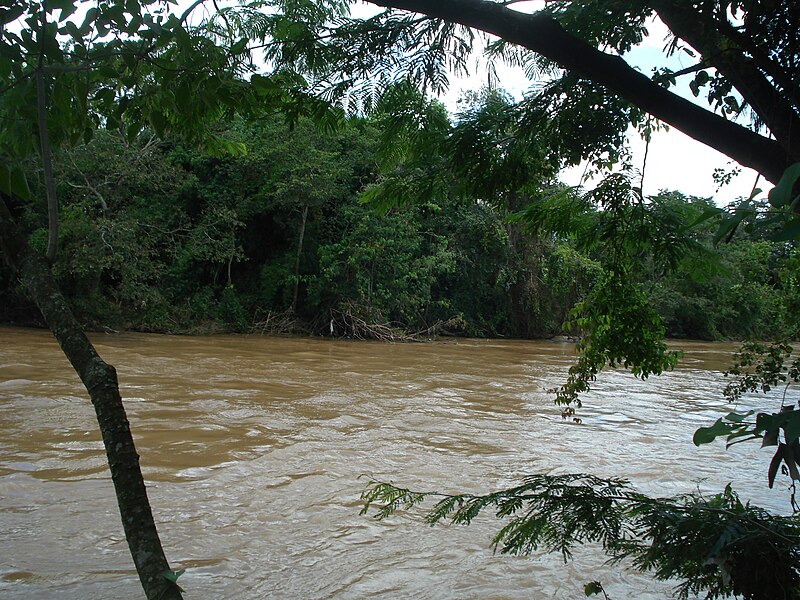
[364,0,794,183]
[652,0,800,157]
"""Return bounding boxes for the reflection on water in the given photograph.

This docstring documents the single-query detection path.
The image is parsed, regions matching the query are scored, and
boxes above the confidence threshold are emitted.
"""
[0,327,794,599]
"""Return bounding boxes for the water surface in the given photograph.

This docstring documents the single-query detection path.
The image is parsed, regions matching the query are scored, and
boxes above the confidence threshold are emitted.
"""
[0,327,793,598]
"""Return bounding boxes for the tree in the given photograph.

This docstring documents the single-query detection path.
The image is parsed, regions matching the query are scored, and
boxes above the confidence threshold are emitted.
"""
[232,117,352,313]
[2,0,799,596]
[261,0,798,401]
[263,0,797,185]
[259,2,800,596]
[0,1,326,597]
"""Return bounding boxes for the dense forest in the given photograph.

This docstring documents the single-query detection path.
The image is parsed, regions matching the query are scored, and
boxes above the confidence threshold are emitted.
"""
[2,106,797,341]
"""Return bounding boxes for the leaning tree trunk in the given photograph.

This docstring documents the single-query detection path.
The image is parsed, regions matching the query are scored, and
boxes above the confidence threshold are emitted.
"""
[0,197,182,600]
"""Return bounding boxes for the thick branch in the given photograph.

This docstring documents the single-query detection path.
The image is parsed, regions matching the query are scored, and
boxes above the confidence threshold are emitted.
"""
[652,1,800,156]
[366,0,794,183]
[717,18,797,101]
[0,196,182,600]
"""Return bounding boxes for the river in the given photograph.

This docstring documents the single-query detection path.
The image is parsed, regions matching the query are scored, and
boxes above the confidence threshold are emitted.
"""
[0,327,794,599]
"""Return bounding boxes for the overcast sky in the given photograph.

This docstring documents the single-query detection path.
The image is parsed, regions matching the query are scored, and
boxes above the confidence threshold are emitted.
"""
[186,0,764,205]
[432,12,766,205]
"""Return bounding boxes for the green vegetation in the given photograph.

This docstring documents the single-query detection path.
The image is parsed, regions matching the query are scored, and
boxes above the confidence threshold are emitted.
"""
[1,0,799,598]
[3,114,797,341]
[362,477,800,600]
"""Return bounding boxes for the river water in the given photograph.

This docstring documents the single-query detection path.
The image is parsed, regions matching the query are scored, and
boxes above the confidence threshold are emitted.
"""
[0,327,794,599]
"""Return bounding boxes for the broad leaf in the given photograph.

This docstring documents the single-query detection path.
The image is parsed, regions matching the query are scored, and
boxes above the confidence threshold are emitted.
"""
[768,163,800,209]
[772,217,800,242]
[693,418,735,446]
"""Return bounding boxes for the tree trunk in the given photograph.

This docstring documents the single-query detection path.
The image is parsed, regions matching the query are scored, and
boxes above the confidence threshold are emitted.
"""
[0,197,182,600]
[291,203,309,313]
[36,68,59,264]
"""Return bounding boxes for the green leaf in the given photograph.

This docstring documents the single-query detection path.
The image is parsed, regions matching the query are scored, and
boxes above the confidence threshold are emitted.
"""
[584,581,604,596]
[173,84,191,109]
[125,120,141,143]
[686,206,722,230]
[693,418,735,446]
[79,7,99,35]
[725,430,758,449]
[756,412,783,435]
[768,163,800,209]
[768,445,784,488]
[9,166,30,199]
[772,217,800,242]
[0,3,25,25]
[762,429,779,447]
[148,110,167,137]
[62,20,81,39]
[46,0,77,20]
[121,50,138,71]
[231,38,248,54]
[783,411,800,444]
[724,95,739,112]
[784,448,800,481]
[713,209,752,244]
[0,164,31,199]
[724,410,753,424]
[93,87,116,106]
[162,569,185,593]
[162,569,185,584]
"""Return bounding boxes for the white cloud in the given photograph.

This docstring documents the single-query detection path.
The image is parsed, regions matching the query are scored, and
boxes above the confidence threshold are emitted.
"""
[434,12,768,205]
[561,126,767,205]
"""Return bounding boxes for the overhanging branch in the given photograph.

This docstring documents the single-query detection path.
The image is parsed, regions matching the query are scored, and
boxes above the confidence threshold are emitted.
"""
[366,0,793,183]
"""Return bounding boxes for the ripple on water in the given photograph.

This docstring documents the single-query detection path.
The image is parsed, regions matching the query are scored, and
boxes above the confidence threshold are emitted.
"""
[0,330,793,598]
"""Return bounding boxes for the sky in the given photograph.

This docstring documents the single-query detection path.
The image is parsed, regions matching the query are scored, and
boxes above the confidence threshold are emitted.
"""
[182,0,768,204]
[431,12,767,205]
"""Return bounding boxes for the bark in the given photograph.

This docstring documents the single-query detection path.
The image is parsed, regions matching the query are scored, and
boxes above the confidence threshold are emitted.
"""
[652,0,800,154]
[0,197,182,600]
[291,203,309,313]
[365,0,795,183]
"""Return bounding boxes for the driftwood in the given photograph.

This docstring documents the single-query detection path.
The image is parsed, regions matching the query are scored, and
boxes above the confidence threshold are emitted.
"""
[251,309,307,336]
[327,304,467,342]
[252,303,468,342]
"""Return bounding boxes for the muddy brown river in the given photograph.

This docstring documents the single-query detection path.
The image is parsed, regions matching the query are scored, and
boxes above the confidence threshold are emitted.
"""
[0,327,794,598]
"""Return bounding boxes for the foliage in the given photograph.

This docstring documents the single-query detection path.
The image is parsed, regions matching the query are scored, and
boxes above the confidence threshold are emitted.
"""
[361,476,800,600]
[0,0,261,187]
[0,2,279,594]
[258,0,798,185]
[555,272,679,408]
[520,175,694,408]
[0,0,797,597]
[3,112,796,341]
[694,342,800,495]
[312,200,456,329]
[646,191,800,341]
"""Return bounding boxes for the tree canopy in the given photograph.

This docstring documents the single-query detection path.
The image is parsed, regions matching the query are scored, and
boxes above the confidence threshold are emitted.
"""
[258,0,798,184]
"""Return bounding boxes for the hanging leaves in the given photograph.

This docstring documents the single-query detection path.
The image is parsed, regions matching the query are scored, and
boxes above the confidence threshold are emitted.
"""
[361,474,800,599]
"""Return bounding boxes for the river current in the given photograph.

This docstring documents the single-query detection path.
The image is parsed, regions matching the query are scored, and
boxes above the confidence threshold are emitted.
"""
[0,327,794,598]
